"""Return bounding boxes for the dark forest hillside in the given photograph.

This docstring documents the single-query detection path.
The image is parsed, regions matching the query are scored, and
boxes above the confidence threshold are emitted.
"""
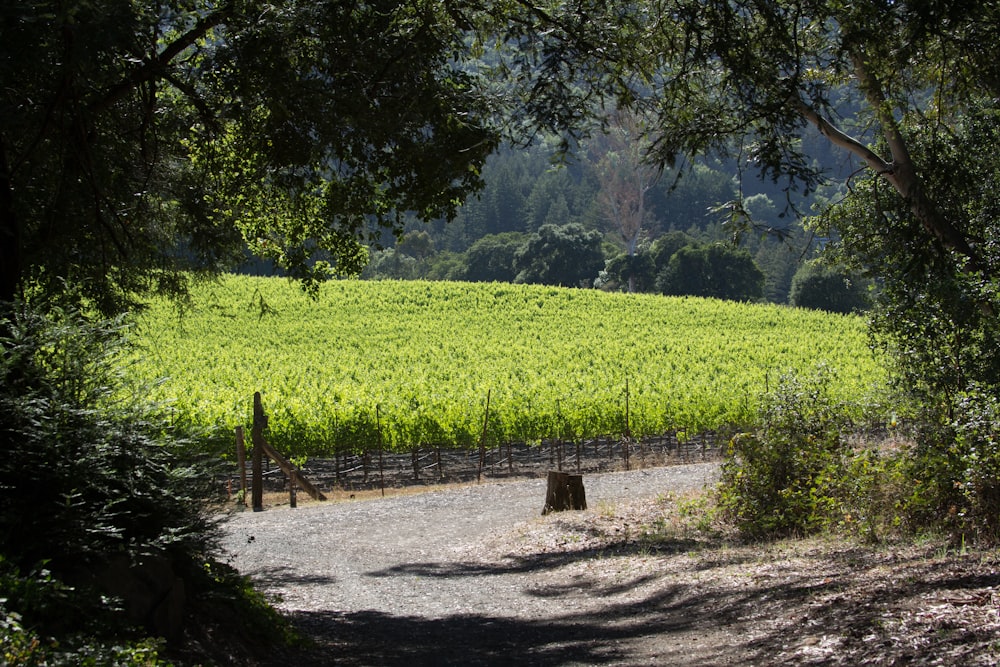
[349,136,866,311]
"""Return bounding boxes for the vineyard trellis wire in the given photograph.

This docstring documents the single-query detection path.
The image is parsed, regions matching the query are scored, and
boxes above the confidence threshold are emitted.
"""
[241,428,727,497]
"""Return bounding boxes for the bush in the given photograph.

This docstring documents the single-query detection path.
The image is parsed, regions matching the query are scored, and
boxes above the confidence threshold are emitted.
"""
[718,366,850,538]
[906,389,1000,543]
[789,260,870,313]
[0,307,217,575]
[0,305,274,663]
[715,364,1000,544]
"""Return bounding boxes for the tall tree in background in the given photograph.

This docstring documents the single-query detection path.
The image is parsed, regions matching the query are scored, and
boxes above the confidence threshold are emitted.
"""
[0,0,500,314]
[590,109,660,292]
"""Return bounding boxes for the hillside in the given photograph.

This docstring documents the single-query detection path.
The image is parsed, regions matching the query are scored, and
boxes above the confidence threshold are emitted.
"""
[133,276,885,457]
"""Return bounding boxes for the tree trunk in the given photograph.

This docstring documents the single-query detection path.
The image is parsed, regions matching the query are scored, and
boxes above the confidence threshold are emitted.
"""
[542,471,587,515]
[800,56,990,283]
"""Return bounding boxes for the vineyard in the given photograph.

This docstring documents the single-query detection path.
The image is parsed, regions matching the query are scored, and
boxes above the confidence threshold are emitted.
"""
[131,276,886,460]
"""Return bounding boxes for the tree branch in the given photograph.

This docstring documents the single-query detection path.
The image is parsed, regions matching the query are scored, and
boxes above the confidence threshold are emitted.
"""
[849,52,987,279]
[90,6,231,116]
[794,98,892,174]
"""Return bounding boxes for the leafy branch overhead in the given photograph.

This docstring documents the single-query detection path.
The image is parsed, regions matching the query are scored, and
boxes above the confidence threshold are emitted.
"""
[502,1,1000,286]
[0,0,502,311]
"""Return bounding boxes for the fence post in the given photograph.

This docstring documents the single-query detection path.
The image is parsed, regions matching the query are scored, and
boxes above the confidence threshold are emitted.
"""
[377,404,385,497]
[251,393,266,511]
[477,389,491,483]
[235,426,248,506]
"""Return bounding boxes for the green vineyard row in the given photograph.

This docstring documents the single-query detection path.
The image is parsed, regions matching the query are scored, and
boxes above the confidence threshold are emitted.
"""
[131,276,887,457]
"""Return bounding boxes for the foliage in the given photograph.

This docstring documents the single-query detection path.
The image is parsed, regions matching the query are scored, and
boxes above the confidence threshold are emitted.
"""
[656,244,765,301]
[649,232,698,275]
[811,101,1000,539]
[1,0,501,312]
[789,260,870,314]
[513,223,605,287]
[718,366,1000,544]
[951,390,1000,541]
[132,276,884,458]
[0,307,219,570]
[463,232,528,283]
[0,562,168,666]
[361,249,419,281]
[894,389,1000,543]
[0,305,240,660]
[819,101,1000,405]
[600,252,656,293]
[719,367,854,538]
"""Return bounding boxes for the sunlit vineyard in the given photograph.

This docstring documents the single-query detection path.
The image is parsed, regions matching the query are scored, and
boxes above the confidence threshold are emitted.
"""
[131,276,886,457]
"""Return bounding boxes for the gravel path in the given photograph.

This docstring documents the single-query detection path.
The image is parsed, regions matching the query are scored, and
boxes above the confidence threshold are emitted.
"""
[219,463,720,665]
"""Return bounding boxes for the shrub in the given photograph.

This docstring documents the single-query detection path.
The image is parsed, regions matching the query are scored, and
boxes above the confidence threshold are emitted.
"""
[718,366,851,538]
[934,388,1000,542]
[0,305,266,663]
[789,260,870,313]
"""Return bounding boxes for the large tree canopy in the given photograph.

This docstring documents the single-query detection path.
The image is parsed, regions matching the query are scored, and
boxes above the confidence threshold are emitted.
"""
[1,0,501,313]
[501,0,999,272]
[499,1,1000,382]
[496,0,1000,537]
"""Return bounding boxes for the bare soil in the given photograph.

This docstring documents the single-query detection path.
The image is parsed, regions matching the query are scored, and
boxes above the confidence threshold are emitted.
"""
[219,459,1000,666]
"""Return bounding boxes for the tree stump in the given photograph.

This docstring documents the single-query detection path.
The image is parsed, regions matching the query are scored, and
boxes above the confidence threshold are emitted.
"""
[542,470,587,515]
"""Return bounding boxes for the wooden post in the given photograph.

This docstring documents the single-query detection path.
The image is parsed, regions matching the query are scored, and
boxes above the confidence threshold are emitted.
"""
[623,377,631,471]
[289,478,297,508]
[250,392,328,505]
[542,471,587,515]
[251,393,266,511]
[477,389,491,483]
[251,444,263,512]
[235,426,248,506]
[376,405,385,497]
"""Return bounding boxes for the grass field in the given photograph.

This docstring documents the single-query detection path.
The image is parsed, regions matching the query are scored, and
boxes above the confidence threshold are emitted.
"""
[131,275,886,457]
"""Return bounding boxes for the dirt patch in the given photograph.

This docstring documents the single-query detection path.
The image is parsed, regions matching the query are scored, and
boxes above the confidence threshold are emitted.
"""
[220,463,1000,666]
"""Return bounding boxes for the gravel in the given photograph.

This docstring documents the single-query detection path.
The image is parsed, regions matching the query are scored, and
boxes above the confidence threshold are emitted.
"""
[218,462,720,665]
[217,461,1000,667]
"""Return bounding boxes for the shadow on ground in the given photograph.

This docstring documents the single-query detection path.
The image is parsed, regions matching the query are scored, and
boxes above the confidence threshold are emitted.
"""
[260,535,1000,667]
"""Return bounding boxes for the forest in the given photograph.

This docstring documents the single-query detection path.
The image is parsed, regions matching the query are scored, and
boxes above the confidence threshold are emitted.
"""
[323,140,869,311]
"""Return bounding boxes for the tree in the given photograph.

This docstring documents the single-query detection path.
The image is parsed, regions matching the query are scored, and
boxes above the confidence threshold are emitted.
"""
[465,232,528,283]
[361,249,418,281]
[590,109,660,291]
[513,223,605,287]
[819,100,1000,401]
[1,0,501,314]
[0,3,503,655]
[505,1,1000,279]
[601,251,656,293]
[657,243,765,302]
[789,260,869,314]
[397,230,436,261]
[649,230,697,276]
[648,162,737,233]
